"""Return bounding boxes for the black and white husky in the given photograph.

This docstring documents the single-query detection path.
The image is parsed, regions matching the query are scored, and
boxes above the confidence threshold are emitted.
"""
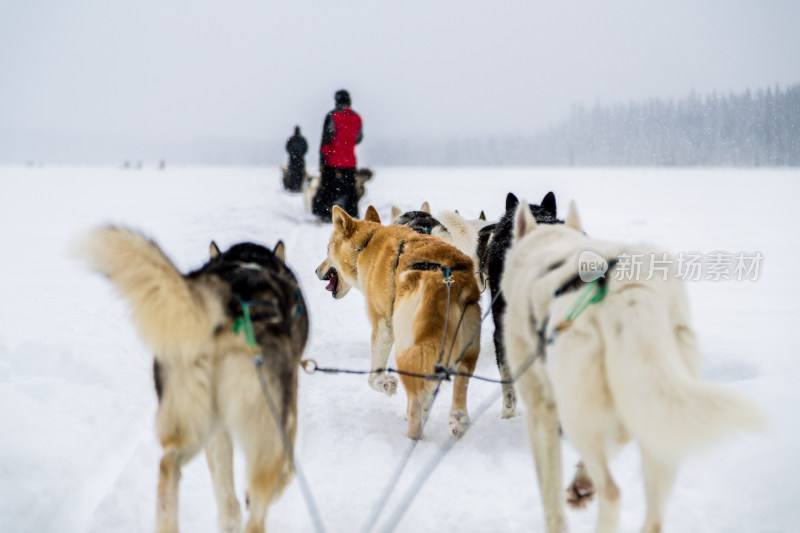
[80,228,308,533]
[481,191,560,419]
[502,202,764,533]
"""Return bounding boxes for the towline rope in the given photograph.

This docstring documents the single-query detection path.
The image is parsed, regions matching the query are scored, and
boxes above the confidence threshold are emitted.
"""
[231,260,613,532]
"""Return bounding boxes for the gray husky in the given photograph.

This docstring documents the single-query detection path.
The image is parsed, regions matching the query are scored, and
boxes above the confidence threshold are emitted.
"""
[80,227,308,533]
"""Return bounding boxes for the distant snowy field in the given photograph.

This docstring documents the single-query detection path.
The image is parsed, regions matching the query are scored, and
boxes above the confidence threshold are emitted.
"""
[1,165,798,533]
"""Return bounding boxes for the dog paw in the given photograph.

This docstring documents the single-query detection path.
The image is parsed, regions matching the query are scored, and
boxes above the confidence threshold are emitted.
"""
[449,410,470,439]
[217,495,242,532]
[500,392,517,419]
[218,513,242,533]
[566,472,596,509]
[371,374,398,396]
[406,427,424,440]
[500,404,517,419]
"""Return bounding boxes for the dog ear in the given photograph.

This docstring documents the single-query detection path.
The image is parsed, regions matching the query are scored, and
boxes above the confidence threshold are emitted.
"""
[390,206,402,222]
[273,241,286,262]
[209,241,221,259]
[505,193,519,212]
[421,201,431,213]
[541,192,557,215]
[332,205,356,236]
[364,205,381,223]
[513,200,537,240]
[565,201,583,231]
[479,210,486,221]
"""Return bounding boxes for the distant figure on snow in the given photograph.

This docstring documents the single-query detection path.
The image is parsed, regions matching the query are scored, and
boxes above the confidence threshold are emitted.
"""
[312,89,363,220]
[284,125,308,192]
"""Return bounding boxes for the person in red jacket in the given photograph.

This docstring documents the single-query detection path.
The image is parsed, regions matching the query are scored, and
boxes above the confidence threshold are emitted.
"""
[312,89,363,220]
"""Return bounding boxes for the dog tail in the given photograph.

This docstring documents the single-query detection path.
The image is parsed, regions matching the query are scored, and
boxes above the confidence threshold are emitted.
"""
[435,211,480,262]
[77,226,227,360]
[601,287,764,462]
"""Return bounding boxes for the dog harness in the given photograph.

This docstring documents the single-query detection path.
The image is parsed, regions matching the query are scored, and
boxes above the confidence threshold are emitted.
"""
[393,239,468,285]
[231,290,305,350]
[408,262,468,285]
[554,259,619,298]
[538,259,619,349]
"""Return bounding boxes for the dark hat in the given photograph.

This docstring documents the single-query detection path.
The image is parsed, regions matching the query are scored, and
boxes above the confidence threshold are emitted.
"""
[335,89,351,106]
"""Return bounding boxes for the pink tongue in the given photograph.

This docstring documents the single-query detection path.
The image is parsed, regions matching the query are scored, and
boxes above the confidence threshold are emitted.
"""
[325,276,336,292]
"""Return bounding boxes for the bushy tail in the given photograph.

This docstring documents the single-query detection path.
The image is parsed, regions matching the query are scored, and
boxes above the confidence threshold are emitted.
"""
[436,211,480,265]
[601,291,764,462]
[77,226,226,361]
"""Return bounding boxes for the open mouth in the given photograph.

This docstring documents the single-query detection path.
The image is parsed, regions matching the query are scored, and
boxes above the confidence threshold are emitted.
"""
[321,267,338,294]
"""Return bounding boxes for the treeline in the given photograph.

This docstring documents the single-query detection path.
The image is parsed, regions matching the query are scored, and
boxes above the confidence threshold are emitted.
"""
[368,84,800,166]
[530,84,800,166]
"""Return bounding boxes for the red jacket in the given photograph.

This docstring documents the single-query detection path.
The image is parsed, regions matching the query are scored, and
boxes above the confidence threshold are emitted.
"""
[320,107,363,168]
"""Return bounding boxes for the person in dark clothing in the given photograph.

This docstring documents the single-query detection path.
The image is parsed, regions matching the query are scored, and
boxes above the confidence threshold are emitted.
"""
[284,125,308,192]
[312,90,364,220]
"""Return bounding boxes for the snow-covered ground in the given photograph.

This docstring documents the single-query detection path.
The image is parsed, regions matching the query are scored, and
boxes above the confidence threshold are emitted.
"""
[1,165,798,533]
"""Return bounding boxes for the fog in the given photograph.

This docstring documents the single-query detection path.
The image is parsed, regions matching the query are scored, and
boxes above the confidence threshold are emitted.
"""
[1,1,798,164]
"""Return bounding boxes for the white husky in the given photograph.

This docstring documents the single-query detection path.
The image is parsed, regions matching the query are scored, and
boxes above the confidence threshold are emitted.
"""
[502,202,764,533]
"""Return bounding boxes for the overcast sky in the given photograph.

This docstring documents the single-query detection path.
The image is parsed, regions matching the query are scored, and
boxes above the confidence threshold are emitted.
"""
[1,1,798,153]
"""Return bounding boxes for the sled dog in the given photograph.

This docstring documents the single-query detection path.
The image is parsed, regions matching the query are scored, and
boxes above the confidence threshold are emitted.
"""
[502,203,764,533]
[80,227,308,533]
[481,191,561,419]
[316,206,482,439]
